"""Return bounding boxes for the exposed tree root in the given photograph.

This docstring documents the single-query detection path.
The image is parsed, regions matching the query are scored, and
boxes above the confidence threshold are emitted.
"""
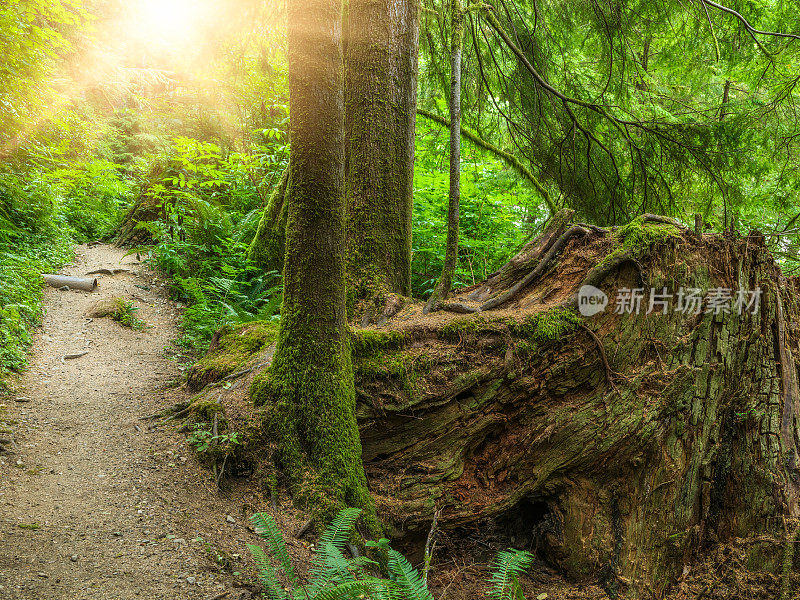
[480,224,590,311]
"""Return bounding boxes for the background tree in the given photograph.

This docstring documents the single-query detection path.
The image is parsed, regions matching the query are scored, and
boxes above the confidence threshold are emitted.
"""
[344,0,420,307]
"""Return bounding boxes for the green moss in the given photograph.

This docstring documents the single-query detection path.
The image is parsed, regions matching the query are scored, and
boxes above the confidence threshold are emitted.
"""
[439,315,491,340]
[350,329,410,358]
[190,398,224,421]
[513,308,581,344]
[599,216,680,270]
[188,321,278,390]
[354,349,433,400]
[247,166,289,273]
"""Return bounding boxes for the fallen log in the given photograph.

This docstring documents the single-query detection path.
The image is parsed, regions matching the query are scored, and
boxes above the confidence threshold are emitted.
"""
[43,275,98,292]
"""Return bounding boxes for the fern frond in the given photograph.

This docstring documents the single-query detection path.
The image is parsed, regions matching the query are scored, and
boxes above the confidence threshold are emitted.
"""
[487,549,534,600]
[247,543,290,600]
[320,508,362,549]
[387,549,434,600]
[313,578,388,600]
[250,512,299,586]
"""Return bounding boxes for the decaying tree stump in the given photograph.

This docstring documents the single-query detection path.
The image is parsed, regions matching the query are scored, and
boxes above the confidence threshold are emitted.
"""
[192,211,800,596]
[349,213,799,595]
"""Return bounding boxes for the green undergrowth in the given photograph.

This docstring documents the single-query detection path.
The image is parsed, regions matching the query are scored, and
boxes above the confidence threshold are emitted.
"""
[0,160,133,388]
[110,298,146,330]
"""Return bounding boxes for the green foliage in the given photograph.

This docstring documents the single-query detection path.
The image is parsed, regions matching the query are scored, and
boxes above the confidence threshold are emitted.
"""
[131,137,286,349]
[247,509,536,600]
[186,422,240,454]
[488,550,535,600]
[0,169,74,386]
[412,131,546,298]
[110,298,146,330]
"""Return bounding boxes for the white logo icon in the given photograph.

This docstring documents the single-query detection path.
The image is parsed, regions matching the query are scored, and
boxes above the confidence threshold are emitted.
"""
[578,285,608,316]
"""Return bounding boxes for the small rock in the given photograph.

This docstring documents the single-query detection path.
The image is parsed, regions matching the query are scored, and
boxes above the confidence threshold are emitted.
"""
[226,515,235,524]
[70,555,79,562]
[186,576,197,585]
[536,594,548,600]
[37,572,47,578]
[15,397,30,403]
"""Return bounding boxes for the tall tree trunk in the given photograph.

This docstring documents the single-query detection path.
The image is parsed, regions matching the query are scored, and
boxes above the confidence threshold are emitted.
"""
[344,0,420,307]
[254,0,374,522]
[425,0,463,314]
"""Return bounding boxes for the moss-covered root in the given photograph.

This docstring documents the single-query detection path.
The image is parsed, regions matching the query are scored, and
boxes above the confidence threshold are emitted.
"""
[247,165,290,273]
[254,326,378,533]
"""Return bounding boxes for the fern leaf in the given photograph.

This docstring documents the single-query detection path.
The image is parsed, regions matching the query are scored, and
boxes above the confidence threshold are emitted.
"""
[247,544,290,600]
[487,549,534,600]
[320,508,362,549]
[313,578,387,600]
[387,549,434,600]
[250,513,299,587]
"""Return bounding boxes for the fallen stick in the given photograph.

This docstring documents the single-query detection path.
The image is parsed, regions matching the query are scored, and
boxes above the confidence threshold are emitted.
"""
[60,351,89,364]
[43,275,98,292]
[85,268,130,276]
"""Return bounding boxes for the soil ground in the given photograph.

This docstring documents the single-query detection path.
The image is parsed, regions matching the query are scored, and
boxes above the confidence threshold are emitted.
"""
[0,244,288,600]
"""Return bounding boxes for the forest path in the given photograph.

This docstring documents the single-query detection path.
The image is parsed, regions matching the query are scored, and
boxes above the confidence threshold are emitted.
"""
[0,245,254,600]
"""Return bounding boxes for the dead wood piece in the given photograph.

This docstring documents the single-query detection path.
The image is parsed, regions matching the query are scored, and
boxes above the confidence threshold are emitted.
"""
[60,351,88,364]
[577,323,617,392]
[222,361,271,381]
[481,224,590,311]
[641,213,686,228]
[295,518,314,538]
[439,302,480,314]
[43,274,98,292]
[203,592,230,600]
[85,268,130,276]
[468,208,575,302]
[139,401,190,421]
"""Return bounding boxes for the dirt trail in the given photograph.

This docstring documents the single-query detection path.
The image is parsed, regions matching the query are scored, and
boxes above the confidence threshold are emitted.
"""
[0,245,262,600]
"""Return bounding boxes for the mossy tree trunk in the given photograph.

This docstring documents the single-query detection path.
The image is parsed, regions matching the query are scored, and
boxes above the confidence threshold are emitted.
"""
[255,0,375,521]
[246,164,290,273]
[349,221,800,595]
[344,0,419,307]
[249,0,420,309]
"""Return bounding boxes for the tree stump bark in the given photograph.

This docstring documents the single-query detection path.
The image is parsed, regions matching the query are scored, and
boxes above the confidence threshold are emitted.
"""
[350,224,800,595]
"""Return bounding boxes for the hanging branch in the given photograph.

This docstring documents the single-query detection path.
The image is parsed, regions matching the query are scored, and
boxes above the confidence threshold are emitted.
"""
[416,108,556,215]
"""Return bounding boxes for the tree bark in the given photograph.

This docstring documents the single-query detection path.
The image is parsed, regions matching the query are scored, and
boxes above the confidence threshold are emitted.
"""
[344,0,419,305]
[247,164,290,273]
[253,0,375,522]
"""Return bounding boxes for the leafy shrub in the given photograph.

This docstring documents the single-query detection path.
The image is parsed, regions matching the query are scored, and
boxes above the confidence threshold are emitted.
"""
[129,137,286,350]
[0,170,74,386]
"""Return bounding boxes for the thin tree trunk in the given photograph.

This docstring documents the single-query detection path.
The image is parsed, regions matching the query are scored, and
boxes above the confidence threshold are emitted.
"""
[425,0,463,314]
[254,0,375,523]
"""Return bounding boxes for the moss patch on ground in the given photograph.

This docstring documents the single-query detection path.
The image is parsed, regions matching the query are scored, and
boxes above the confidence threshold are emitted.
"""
[186,321,278,391]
